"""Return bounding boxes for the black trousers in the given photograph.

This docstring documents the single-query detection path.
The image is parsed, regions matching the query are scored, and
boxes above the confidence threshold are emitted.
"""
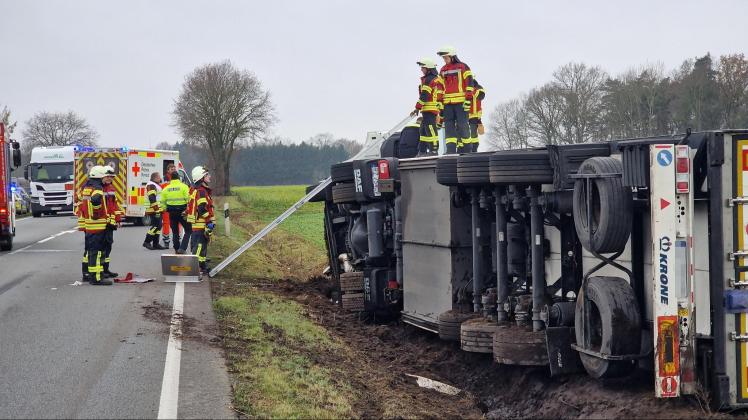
[103,227,115,272]
[168,207,192,252]
[468,118,480,153]
[190,230,209,270]
[145,213,163,245]
[443,103,469,154]
[85,231,107,282]
[418,112,439,155]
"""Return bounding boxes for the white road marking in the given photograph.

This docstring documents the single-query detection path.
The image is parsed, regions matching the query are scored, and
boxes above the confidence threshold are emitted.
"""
[9,245,32,255]
[157,282,184,419]
[18,249,78,253]
[37,236,55,243]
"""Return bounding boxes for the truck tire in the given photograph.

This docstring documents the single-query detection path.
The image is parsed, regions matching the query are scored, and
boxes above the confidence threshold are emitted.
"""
[574,276,640,379]
[572,157,632,254]
[0,235,12,251]
[341,292,365,312]
[457,153,492,185]
[332,183,356,204]
[493,325,548,366]
[489,151,553,185]
[436,155,460,186]
[339,271,364,292]
[331,162,354,183]
[437,310,478,341]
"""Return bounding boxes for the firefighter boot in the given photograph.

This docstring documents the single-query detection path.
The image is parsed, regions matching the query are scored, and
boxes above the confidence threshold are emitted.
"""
[151,235,167,250]
[143,234,155,250]
[102,263,118,278]
[91,277,113,286]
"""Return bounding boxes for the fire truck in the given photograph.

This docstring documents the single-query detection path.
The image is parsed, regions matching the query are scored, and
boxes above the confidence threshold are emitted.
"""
[0,122,22,251]
[318,129,748,408]
[73,147,189,225]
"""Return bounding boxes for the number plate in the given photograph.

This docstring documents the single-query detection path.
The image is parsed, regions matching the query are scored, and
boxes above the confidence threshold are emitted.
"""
[50,206,62,211]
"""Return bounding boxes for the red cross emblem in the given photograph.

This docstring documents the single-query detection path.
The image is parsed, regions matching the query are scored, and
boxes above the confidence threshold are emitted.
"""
[132,162,141,177]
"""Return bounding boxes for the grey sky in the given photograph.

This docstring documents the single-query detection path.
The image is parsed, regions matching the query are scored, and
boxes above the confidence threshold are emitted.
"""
[1,0,747,148]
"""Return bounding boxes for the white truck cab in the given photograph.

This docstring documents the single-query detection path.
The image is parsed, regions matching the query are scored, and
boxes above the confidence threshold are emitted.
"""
[26,146,75,217]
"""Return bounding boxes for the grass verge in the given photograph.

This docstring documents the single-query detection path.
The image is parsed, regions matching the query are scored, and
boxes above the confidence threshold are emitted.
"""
[210,186,351,418]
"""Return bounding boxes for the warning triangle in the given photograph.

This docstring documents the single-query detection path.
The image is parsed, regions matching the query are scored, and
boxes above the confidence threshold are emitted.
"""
[660,198,671,210]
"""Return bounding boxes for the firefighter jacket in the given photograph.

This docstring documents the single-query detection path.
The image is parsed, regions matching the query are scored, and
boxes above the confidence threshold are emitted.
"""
[75,188,85,231]
[186,184,214,230]
[145,181,163,215]
[469,82,485,120]
[160,178,190,210]
[103,183,123,226]
[439,61,474,104]
[415,71,444,114]
[79,180,110,233]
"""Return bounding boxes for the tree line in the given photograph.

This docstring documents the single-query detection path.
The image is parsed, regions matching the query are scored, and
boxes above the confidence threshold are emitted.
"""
[486,53,748,150]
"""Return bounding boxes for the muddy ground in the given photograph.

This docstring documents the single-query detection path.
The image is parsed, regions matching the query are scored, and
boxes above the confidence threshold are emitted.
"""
[238,275,722,419]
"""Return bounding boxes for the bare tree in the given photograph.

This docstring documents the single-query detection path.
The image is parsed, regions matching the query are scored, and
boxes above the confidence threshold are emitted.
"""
[486,98,533,150]
[22,111,98,152]
[552,62,608,144]
[717,53,748,127]
[333,138,363,157]
[173,60,275,194]
[524,84,565,145]
[0,105,17,135]
[155,141,175,150]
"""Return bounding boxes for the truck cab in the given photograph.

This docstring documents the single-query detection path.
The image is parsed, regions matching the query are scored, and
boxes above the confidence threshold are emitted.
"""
[26,146,75,217]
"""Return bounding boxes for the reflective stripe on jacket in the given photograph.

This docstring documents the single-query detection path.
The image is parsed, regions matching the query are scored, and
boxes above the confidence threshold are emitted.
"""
[80,182,109,233]
[160,179,190,209]
[469,84,485,119]
[415,73,444,114]
[145,181,163,214]
[439,62,474,104]
[186,185,214,230]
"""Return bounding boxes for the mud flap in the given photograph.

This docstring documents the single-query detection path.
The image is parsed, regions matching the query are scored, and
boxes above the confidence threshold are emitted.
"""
[546,327,583,376]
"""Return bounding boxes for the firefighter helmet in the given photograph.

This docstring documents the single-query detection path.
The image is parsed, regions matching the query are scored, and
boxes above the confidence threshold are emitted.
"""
[89,165,108,179]
[417,58,437,69]
[437,45,457,56]
[192,166,209,183]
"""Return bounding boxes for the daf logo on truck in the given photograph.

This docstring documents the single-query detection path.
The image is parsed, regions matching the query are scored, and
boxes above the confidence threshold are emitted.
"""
[659,236,672,305]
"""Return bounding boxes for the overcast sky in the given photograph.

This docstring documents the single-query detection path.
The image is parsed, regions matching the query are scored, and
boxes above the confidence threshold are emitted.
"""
[1,0,747,148]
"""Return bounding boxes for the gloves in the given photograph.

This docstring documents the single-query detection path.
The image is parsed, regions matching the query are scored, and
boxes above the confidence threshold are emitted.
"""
[462,100,471,112]
[410,109,419,117]
[206,222,216,231]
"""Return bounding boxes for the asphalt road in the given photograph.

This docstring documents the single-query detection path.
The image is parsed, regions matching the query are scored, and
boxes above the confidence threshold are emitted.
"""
[0,215,235,419]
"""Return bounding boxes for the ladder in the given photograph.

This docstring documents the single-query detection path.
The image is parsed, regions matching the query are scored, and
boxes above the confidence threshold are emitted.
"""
[208,115,414,277]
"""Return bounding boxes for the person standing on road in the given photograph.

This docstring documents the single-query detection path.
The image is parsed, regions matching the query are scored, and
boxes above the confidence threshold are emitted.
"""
[187,166,215,274]
[437,45,474,154]
[466,79,485,153]
[160,169,192,254]
[80,165,113,285]
[143,171,167,250]
[161,163,177,249]
[102,165,122,278]
[410,57,444,156]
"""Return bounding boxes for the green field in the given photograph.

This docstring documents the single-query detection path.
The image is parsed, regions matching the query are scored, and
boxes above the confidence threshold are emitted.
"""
[211,186,353,418]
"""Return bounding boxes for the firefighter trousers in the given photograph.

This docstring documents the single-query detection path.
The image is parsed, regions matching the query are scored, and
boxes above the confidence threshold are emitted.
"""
[103,227,115,273]
[145,213,163,246]
[85,231,106,282]
[467,118,480,153]
[168,207,192,252]
[190,230,209,270]
[443,103,469,154]
[418,112,439,155]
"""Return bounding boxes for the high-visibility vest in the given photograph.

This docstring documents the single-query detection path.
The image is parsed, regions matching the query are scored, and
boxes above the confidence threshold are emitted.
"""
[145,181,163,214]
[415,73,445,114]
[186,185,214,230]
[160,179,190,208]
[439,61,474,104]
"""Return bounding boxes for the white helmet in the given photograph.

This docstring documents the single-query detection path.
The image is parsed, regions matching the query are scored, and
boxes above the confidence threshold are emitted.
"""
[437,45,457,56]
[89,165,107,179]
[417,57,437,69]
[192,166,209,183]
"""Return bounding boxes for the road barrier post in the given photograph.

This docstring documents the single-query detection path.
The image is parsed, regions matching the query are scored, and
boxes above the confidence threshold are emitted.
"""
[224,202,230,237]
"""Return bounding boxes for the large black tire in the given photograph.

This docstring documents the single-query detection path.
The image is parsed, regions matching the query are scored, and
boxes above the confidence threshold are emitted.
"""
[339,271,364,292]
[342,292,365,312]
[437,310,478,341]
[306,184,331,203]
[489,150,553,185]
[331,162,354,183]
[574,276,641,379]
[332,183,356,204]
[0,235,12,251]
[572,157,632,254]
[457,152,493,185]
[436,155,460,186]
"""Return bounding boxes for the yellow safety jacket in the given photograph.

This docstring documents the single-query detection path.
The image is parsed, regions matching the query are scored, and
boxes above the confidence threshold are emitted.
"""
[160,179,190,209]
[80,183,109,233]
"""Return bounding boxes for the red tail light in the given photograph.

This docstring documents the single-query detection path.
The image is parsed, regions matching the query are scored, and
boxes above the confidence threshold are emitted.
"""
[378,160,390,179]
[675,146,689,194]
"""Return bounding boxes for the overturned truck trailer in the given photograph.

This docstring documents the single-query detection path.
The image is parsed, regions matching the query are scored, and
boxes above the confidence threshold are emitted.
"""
[313,129,748,407]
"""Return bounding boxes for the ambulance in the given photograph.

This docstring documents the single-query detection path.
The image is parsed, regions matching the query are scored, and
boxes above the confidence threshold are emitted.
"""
[73,147,191,225]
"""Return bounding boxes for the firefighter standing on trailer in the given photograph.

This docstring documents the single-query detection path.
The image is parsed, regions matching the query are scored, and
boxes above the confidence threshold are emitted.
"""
[143,171,167,250]
[187,166,215,274]
[410,57,444,156]
[160,169,192,254]
[466,79,485,153]
[102,165,122,278]
[437,45,474,154]
[80,165,113,285]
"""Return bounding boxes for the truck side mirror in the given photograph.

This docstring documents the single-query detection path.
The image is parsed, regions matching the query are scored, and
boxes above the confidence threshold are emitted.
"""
[23,164,29,180]
[11,142,21,168]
